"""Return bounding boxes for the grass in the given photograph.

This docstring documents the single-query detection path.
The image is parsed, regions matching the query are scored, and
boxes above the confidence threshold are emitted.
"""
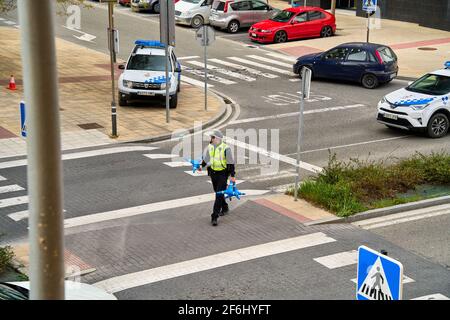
[0,245,14,274]
[287,151,450,217]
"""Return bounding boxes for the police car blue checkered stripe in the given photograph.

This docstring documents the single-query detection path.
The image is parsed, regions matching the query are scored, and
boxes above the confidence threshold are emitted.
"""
[144,75,172,84]
[394,97,435,106]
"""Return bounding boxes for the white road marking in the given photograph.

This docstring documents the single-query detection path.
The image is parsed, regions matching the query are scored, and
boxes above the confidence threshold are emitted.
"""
[181,75,214,88]
[228,57,293,75]
[246,55,293,68]
[313,250,358,269]
[143,153,178,159]
[0,18,5,21]
[352,204,450,230]
[411,294,449,300]
[183,170,208,177]
[351,275,415,285]
[209,59,278,79]
[178,56,201,60]
[207,179,245,185]
[289,78,301,82]
[93,232,336,293]
[181,66,236,85]
[3,21,16,25]
[163,161,191,168]
[184,60,256,82]
[0,175,6,181]
[265,52,298,63]
[8,209,67,222]
[73,33,96,42]
[246,171,297,183]
[221,136,322,173]
[0,184,25,194]
[0,196,28,209]
[0,146,159,169]
[64,190,269,229]
[230,104,366,125]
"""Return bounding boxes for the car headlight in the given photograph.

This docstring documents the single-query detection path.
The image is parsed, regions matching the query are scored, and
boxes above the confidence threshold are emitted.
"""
[410,104,429,111]
[160,82,166,90]
[380,96,387,104]
[260,30,272,33]
[123,80,133,88]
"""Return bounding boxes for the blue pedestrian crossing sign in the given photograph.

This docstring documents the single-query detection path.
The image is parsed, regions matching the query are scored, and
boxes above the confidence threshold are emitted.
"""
[357,246,403,300]
[362,0,377,12]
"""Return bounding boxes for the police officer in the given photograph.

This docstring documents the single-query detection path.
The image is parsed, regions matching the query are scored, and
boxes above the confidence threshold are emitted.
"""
[201,130,236,226]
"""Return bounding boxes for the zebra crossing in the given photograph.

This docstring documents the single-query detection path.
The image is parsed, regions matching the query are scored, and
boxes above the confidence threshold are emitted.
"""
[180,53,297,88]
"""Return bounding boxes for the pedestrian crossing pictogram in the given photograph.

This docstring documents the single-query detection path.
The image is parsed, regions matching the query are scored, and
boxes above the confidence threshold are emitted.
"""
[357,257,393,300]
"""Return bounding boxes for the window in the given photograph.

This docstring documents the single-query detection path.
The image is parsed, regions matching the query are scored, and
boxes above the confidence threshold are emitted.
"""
[127,54,171,72]
[324,47,349,61]
[377,47,397,63]
[293,12,308,23]
[230,1,251,11]
[407,74,450,96]
[213,1,225,11]
[346,48,367,62]
[308,11,324,21]
[270,10,295,22]
[252,1,268,10]
[368,52,377,62]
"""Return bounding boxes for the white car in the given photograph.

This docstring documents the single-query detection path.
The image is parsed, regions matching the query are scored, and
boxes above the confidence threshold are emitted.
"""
[377,62,450,138]
[175,0,213,28]
[0,281,117,300]
[118,40,181,108]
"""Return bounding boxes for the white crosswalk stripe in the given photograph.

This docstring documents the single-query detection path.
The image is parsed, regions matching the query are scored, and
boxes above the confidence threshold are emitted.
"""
[246,55,293,68]
[208,59,278,79]
[0,196,28,209]
[183,170,208,177]
[227,57,293,75]
[265,52,298,63]
[181,75,214,88]
[143,153,179,159]
[163,161,192,168]
[0,184,25,194]
[0,175,6,181]
[7,210,29,222]
[313,250,358,269]
[181,65,237,85]
[184,60,256,82]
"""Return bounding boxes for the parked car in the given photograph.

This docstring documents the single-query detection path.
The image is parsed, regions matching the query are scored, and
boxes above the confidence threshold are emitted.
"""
[209,0,278,33]
[293,42,398,89]
[131,0,179,13]
[175,0,214,28]
[249,6,335,43]
[0,281,117,300]
[118,40,182,108]
[376,62,450,138]
[119,0,131,6]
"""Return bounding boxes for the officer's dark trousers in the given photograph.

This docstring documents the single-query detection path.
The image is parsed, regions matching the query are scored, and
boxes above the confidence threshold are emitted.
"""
[210,169,229,220]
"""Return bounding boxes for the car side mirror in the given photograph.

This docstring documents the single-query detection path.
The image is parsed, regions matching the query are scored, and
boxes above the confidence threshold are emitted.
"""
[118,64,125,70]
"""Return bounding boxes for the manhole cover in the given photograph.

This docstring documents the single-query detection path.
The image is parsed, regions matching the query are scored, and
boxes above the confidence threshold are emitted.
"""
[418,47,437,51]
[78,122,104,130]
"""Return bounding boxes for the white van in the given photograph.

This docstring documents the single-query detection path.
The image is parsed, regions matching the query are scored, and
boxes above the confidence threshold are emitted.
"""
[175,0,214,28]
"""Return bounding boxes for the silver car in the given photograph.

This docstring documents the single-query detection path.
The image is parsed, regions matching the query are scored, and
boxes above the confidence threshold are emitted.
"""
[131,0,160,13]
[209,0,278,33]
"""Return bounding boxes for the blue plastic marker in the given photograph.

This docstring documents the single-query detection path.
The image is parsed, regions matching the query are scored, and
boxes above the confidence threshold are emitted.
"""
[20,101,26,137]
[185,158,202,173]
[217,181,245,201]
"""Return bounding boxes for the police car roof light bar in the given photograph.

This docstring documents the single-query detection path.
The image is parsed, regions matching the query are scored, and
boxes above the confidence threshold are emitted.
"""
[134,40,166,48]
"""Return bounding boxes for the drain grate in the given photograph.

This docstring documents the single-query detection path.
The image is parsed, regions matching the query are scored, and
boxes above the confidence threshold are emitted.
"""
[246,45,258,49]
[77,122,104,130]
[418,47,437,51]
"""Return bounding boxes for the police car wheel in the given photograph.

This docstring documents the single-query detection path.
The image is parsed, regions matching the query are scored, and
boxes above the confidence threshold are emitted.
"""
[169,94,178,109]
[362,73,379,89]
[427,113,449,138]
[118,93,127,107]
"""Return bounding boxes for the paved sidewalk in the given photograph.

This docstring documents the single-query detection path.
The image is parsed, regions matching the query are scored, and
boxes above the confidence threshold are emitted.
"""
[267,0,450,79]
[0,27,224,158]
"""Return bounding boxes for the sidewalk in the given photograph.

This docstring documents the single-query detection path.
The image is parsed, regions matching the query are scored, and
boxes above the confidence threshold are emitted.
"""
[268,0,450,79]
[0,27,224,159]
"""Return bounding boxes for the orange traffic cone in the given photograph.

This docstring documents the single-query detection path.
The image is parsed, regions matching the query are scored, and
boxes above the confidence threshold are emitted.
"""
[8,75,16,90]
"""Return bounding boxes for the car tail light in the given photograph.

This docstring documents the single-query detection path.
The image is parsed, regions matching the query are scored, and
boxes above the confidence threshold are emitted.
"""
[375,50,384,64]
[224,1,231,13]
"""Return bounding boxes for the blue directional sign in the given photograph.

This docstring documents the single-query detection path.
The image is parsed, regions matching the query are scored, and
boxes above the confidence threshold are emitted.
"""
[362,0,377,12]
[19,101,26,138]
[357,246,403,300]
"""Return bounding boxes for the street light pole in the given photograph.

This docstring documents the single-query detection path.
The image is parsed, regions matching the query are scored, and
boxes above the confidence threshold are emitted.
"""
[108,1,118,137]
[17,0,65,299]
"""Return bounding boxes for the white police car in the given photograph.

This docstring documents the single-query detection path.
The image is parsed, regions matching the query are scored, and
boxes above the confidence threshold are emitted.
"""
[377,62,450,138]
[118,40,181,108]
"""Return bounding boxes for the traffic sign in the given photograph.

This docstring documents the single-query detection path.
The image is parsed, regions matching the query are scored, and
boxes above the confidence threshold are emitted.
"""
[195,26,215,47]
[362,0,377,12]
[357,246,403,300]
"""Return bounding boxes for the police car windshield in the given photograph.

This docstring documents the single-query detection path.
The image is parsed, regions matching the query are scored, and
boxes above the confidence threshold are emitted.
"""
[127,54,171,72]
[406,74,450,96]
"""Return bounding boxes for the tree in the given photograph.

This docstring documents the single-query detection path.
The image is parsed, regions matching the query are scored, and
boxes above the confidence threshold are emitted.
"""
[0,0,91,14]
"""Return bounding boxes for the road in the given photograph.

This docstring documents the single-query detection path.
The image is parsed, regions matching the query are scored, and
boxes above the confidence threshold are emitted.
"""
[0,1,449,300]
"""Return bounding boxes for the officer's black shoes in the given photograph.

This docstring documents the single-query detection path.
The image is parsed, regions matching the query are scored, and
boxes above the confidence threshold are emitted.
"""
[211,218,218,226]
[219,206,229,216]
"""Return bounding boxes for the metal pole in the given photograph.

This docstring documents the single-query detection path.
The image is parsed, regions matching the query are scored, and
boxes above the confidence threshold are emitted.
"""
[366,12,370,43]
[108,2,118,137]
[294,67,306,201]
[204,26,208,111]
[165,0,170,123]
[17,0,65,299]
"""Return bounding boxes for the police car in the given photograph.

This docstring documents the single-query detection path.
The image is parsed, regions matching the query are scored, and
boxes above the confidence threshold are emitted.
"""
[377,62,450,138]
[118,40,181,108]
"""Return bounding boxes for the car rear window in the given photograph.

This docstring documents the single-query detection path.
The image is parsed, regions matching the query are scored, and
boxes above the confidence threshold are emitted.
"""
[377,47,396,63]
[213,1,225,10]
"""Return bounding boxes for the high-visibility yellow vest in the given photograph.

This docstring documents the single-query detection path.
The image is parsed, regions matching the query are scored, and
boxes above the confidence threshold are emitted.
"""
[209,142,228,171]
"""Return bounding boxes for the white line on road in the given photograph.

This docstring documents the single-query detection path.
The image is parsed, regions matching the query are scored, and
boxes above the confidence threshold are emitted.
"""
[64,189,269,229]
[246,55,293,68]
[265,52,298,63]
[208,59,278,79]
[0,146,159,169]
[313,250,358,269]
[183,170,208,177]
[411,294,449,300]
[8,209,67,222]
[184,60,256,82]
[143,154,178,159]
[227,57,293,75]
[0,185,25,194]
[245,171,297,183]
[93,232,336,293]
[0,175,6,181]
[163,161,191,168]
[178,56,201,60]
[0,196,28,209]
[181,75,214,88]
[230,104,366,125]
[3,21,16,25]
[352,204,450,230]
[181,66,236,85]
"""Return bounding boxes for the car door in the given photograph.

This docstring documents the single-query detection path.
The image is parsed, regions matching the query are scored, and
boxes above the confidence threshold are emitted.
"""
[314,47,349,79]
[287,11,308,39]
[230,1,253,27]
[307,10,325,36]
[340,47,369,81]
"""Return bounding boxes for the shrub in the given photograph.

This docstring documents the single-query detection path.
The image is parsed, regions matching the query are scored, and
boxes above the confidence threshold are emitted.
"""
[0,246,14,273]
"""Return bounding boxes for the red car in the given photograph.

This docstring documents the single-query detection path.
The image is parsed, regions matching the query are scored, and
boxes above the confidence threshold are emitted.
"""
[119,0,131,6]
[249,7,336,44]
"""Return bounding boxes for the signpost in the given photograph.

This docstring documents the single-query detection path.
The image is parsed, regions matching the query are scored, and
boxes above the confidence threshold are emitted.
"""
[362,0,377,43]
[160,0,176,123]
[357,246,404,300]
[195,25,215,111]
[294,66,311,201]
[105,0,118,137]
